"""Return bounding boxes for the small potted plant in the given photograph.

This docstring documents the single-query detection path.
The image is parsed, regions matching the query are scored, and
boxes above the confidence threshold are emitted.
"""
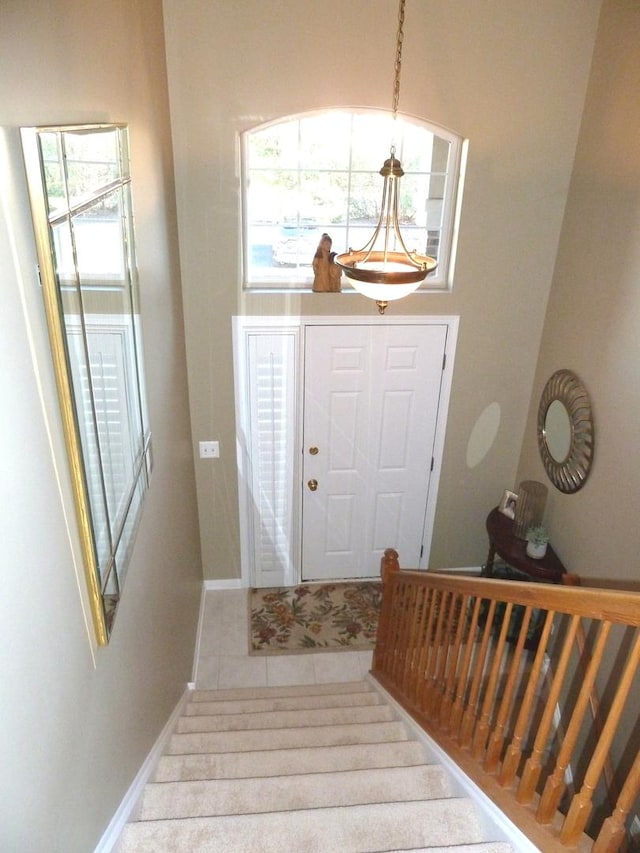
[526,525,550,559]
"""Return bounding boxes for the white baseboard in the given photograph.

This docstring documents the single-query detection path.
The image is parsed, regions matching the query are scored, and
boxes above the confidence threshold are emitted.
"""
[204,578,244,590]
[191,582,208,683]
[94,683,194,853]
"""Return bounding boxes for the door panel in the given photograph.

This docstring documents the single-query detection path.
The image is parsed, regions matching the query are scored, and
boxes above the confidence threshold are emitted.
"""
[302,324,447,581]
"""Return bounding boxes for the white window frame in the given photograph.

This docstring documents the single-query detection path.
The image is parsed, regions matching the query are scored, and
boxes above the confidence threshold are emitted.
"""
[240,109,466,294]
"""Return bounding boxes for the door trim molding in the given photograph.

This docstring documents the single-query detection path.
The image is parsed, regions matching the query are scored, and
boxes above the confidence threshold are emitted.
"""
[233,315,459,587]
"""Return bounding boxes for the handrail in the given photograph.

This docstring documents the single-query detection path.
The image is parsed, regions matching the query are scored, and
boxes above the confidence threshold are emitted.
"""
[372,551,640,852]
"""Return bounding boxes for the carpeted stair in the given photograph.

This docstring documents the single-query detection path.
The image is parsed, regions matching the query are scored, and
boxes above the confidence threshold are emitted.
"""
[116,680,513,852]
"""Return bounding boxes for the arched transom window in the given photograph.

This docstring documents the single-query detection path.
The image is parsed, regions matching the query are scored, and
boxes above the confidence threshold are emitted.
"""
[241,109,465,292]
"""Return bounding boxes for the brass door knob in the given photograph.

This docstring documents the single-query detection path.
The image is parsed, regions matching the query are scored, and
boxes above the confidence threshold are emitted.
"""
[307,479,318,491]
[309,446,319,455]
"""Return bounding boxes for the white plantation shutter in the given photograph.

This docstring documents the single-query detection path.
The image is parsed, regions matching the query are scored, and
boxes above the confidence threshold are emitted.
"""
[67,317,147,586]
[242,331,298,587]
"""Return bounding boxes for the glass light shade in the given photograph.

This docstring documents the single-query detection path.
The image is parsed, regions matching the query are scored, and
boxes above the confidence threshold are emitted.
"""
[349,277,423,302]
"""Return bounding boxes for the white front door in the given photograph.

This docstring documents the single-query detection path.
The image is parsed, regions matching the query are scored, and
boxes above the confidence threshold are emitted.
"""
[301,323,448,581]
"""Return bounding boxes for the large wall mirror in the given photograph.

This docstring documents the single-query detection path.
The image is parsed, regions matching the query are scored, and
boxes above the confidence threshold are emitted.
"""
[537,369,593,494]
[21,124,152,644]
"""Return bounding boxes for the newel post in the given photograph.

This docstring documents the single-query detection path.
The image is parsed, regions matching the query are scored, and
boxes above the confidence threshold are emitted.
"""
[381,547,400,584]
[373,549,400,674]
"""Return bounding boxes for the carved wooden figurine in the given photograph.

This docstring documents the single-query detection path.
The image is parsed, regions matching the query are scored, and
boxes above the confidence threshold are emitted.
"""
[312,232,342,292]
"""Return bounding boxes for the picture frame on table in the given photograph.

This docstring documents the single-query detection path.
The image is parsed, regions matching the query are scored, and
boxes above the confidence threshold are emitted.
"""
[499,489,518,519]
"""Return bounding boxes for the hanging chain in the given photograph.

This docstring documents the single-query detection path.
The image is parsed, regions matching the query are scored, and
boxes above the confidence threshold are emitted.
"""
[391,0,406,119]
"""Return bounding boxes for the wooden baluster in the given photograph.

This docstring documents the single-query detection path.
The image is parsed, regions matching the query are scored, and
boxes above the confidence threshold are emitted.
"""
[432,591,460,721]
[372,592,387,674]
[460,598,496,749]
[394,580,411,687]
[407,584,431,703]
[484,604,533,773]
[390,579,407,677]
[398,582,418,692]
[382,576,401,677]
[499,608,555,787]
[560,630,640,846]
[413,587,434,700]
[517,613,580,804]
[389,579,410,684]
[377,577,394,675]
[472,601,513,760]
[537,619,612,823]
[451,595,481,739]
[592,748,640,853]
[440,592,467,732]
[401,581,418,696]
[417,588,440,710]
[425,590,450,719]
[562,572,618,812]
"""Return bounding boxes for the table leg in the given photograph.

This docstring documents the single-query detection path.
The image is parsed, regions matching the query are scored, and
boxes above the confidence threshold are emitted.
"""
[484,543,496,577]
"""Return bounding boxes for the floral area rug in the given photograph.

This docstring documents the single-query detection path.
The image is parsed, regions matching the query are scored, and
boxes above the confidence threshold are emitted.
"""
[249,582,382,655]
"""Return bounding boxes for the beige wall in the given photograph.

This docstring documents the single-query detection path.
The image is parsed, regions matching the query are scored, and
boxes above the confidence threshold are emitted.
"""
[516,0,640,582]
[3,0,636,845]
[0,2,201,850]
[163,0,602,579]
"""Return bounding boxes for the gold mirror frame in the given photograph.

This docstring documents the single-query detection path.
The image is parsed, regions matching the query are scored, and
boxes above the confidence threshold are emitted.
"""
[21,124,152,644]
[537,369,594,494]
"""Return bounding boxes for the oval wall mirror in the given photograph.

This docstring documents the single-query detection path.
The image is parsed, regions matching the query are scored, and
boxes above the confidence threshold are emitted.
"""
[537,369,594,493]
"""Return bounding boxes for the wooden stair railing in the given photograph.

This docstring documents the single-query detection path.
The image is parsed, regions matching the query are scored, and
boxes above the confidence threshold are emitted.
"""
[372,551,640,853]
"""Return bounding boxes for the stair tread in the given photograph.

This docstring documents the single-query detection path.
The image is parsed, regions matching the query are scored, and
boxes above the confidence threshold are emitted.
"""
[191,680,372,703]
[138,764,452,819]
[120,680,514,852]
[185,690,382,716]
[177,703,394,733]
[154,739,428,781]
[117,798,485,852]
[168,719,409,754]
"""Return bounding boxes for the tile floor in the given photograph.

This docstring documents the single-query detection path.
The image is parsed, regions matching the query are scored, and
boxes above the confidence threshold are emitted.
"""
[193,588,374,690]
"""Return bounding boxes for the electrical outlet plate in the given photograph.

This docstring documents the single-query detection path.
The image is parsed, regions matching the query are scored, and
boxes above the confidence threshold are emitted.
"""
[199,440,220,459]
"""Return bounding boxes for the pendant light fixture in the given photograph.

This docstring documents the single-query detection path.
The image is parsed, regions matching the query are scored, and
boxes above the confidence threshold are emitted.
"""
[335,0,437,314]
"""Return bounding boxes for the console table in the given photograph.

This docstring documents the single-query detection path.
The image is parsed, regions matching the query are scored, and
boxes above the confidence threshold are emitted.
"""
[484,507,566,583]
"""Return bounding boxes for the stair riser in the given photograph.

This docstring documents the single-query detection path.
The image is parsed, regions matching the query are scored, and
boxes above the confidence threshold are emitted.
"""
[176,703,394,733]
[139,764,451,819]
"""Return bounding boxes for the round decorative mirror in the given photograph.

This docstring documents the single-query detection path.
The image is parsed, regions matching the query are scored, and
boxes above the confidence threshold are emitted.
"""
[537,369,594,493]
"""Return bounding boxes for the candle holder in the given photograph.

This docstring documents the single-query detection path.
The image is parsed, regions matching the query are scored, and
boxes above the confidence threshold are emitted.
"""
[513,480,548,539]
